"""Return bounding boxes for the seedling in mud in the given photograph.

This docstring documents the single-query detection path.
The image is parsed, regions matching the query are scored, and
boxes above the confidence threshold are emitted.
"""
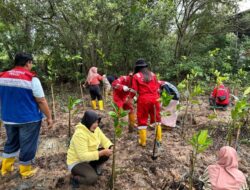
[178,70,204,139]
[45,61,58,120]
[160,89,173,107]
[67,96,82,141]
[108,102,128,190]
[227,87,250,149]
[188,130,213,190]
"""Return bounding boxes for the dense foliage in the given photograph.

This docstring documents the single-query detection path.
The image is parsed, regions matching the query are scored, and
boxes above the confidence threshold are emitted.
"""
[0,0,249,86]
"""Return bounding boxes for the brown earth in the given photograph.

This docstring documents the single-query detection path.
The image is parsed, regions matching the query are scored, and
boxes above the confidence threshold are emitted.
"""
[0,92,249,190]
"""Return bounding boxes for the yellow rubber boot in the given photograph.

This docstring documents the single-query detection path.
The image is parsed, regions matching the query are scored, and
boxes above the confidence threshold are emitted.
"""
[1,157,15,176]
[128,113,136,132]
[91,100,97,110]
[19,165,38,179]
[138,129,147,147]
[98,100,104,110]
[156,124,162,143]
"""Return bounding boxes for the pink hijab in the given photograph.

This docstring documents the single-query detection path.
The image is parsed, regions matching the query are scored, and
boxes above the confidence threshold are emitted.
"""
[208,146,247,190]
[86,67,98,84]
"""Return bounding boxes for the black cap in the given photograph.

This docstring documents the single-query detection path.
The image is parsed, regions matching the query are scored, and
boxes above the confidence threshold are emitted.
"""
[81,110,101,129]
[135,59,148,68]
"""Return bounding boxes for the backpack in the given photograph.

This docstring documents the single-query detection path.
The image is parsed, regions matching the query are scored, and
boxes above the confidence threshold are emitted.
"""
[216,86,228,102]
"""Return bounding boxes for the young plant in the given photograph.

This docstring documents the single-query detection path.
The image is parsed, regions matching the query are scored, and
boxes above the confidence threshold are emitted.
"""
[228,87,250,148]
[178,70,204,139]
[160,89,173,107]
[188,130,213,190]
[67,96,82,141]
[46,61,58,120]
[108,102,128,190]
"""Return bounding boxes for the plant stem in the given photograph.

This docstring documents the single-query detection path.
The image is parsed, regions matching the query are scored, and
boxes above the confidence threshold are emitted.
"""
[68,110,71,139]
[235,126,241,150]
[80,82,84,100]
[111,132,116,190]
[51,83,56,120]
[189,151,194,190]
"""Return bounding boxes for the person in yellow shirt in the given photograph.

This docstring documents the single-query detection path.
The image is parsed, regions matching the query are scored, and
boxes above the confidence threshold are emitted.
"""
[67,110,113,187]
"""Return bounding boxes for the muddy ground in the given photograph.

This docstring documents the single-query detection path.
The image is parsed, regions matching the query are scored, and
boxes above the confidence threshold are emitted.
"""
[0,91,249,190]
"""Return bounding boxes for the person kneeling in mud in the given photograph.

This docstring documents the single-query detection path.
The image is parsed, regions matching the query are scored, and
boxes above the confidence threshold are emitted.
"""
[209,81,230,110]
[67,110,113,188]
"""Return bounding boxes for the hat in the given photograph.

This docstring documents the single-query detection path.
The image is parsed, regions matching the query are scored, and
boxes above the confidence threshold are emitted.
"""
[135,59,148,68]
[81,110,101,129]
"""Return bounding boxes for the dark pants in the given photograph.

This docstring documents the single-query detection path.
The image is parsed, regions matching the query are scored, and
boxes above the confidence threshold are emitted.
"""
[89,85,102,100]
[3,121,41,165]
[209,98,228,109]
[71,155,109,185]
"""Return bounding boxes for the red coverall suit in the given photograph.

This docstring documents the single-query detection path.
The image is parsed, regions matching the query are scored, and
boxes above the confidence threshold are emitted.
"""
[132,72,161,146]
[210,84,230,107]
[112,75,136,132]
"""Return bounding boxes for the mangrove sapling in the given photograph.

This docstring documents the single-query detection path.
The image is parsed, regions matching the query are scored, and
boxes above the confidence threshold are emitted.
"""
[46,61,58,120]
[188,130,213,190]
[67,96,82,142]
[178,70,204,139]
[228,87,250,149]
[108,102,128,190]
[96,48,112,102]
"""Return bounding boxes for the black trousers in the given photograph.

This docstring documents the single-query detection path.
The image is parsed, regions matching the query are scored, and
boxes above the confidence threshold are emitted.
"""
[89,85,102,100]
[71,155,109,185]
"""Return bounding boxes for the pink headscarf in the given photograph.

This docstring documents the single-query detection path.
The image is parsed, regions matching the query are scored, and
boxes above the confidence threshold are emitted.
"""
[86,67,98,84]
[208,146,247,190]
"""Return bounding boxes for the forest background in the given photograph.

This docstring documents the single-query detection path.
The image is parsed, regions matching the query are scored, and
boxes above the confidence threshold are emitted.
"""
[0,0,250,89]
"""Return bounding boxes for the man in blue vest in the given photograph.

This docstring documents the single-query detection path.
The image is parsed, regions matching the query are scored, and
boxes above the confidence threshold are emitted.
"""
[0,52,52,179]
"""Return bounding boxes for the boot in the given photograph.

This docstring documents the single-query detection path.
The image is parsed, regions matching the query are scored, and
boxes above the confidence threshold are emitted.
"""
[1,157,15,176]
[156,124,162,143]
[91,100,97,110]
[128,112,136,133]
[98,100,104,110]
[94,165,102,176]
[19,165,38,179]
[138,129,147,147]
[70,175,80,189]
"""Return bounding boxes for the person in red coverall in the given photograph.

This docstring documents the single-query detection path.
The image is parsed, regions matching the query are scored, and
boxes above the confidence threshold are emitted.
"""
[112,72,136,132]
[131,59,161,147]
[209,82,230,110]
[83,67,104,110]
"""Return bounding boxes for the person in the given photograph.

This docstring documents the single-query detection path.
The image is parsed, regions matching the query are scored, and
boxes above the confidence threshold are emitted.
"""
[159,81,180,128]
[67,110,113,187]
[83,67,104,110]
[131,59,161,146]
[102,74,112,98]
[112,72,136,132]
[0,52,52,179]
[159,81,180,101]
[200,146,248,190]
[209,82,230,110]
[107,75,117,85]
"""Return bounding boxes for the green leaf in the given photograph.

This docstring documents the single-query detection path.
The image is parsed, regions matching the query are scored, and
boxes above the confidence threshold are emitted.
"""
[208,113,217,120]
[198,130,208,145]
[120,121,128,127]
[190,100,200,104]
[119,109,128,117]
[108,111,117,118]
[243,87,250,96]
[115,127,122,137]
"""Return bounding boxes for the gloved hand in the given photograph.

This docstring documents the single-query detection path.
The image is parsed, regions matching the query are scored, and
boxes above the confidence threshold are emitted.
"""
[123,86,129,92]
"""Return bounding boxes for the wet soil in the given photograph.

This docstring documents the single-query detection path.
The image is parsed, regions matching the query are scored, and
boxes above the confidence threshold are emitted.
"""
[0,93,249,190]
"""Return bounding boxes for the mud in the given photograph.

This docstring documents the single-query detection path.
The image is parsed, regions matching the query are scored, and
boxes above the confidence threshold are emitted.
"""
[0,94,249,190]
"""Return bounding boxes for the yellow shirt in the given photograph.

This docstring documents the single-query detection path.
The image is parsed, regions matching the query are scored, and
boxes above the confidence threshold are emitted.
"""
[67,123,113,166]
